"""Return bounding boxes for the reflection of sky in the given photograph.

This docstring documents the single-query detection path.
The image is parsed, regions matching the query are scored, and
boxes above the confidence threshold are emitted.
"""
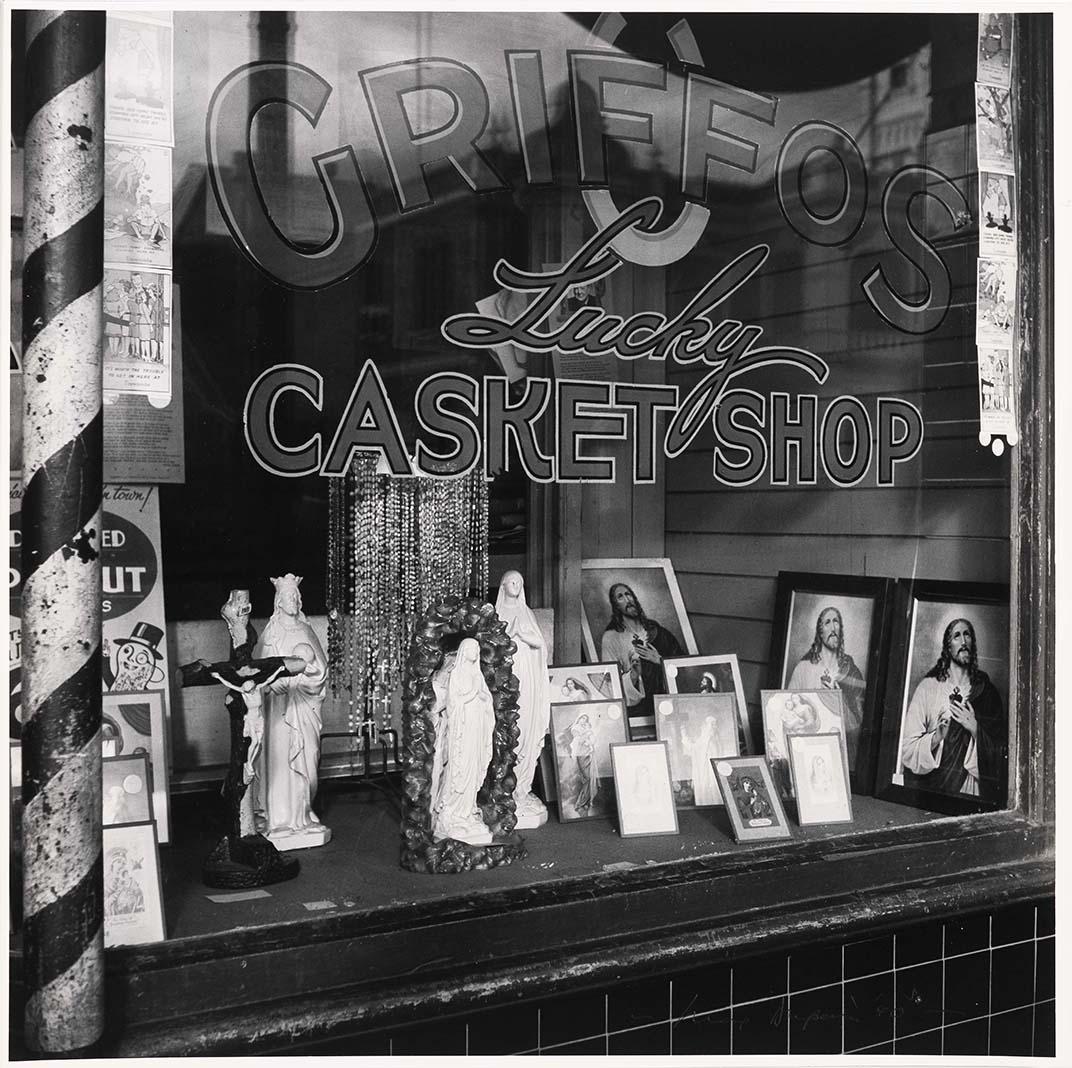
[181,12,931,241]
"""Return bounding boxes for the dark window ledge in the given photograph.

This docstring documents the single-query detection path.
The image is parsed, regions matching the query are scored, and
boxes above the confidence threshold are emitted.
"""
[8,801,1051,1056]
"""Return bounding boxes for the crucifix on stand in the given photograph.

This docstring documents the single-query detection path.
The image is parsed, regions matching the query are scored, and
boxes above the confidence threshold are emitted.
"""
[177,589,308,888]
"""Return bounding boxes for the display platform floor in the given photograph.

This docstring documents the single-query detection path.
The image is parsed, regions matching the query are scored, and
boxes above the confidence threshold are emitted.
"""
[161,783,939,940]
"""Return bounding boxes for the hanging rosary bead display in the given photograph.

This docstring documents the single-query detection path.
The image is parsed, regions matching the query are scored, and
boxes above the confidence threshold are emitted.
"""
[326,455,490,774]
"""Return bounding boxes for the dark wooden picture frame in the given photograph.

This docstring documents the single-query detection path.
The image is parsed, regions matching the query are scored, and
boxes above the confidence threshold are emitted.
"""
[875,579,1010,816]
[102,752,154,826]
[768,571,894,793]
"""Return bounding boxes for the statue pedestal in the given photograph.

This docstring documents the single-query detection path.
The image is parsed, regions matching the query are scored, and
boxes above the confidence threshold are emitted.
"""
[433,819,493,846]
[267,824,333,852]
[513,792,549,830]
[514,807,548,830]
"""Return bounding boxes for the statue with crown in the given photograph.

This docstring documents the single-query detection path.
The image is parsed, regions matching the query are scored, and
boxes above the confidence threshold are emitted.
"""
[251,573,332,850]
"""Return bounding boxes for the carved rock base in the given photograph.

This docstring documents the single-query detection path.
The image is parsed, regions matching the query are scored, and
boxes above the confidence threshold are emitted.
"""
[403,831,527,875]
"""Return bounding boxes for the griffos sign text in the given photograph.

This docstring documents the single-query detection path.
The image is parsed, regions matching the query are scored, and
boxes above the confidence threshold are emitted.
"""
[208,47,964,484]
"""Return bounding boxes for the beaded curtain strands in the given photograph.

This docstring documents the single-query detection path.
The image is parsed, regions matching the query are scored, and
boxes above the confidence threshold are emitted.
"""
[326,455,489,749]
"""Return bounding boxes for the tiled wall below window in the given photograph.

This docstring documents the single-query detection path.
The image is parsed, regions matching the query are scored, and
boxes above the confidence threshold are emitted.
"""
[283,897,1055,1057]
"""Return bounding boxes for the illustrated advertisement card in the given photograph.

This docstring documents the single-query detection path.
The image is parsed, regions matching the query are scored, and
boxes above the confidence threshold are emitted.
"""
[103,267,172,398]
[977,13,1013,88]
[976,257,1016,348]
[104,141,172,270]
[654,693,739,807]
[979,172,1016,258]
[975,83,1014,175]
[103,821,166,947]
[102,691,169,841]
[761,689,846,800]
[787,732,853,826]
[103,752,154,825]
[977,347,1016,438]
[610,741,679,837]
[11,483,172,751]
[549,700,628,821]
[106,15,174,146]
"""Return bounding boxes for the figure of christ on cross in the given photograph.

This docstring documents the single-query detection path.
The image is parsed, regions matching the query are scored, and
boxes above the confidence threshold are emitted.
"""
[177,589,308,888]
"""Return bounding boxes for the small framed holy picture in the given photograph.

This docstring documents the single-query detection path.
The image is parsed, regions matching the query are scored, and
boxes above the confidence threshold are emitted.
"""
[610,741,679,838]
[713,757,792,843]
[787,732,853,826]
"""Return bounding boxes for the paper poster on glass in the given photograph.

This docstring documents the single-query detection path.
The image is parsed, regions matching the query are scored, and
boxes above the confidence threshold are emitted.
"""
[104,286,185,484]
[976,257,1016,348]
[103,752,154,826]
[975,83,1014,174]
[713,757,791,843]
[106,15,174,145]
[548,700,628,822]
[977,347,1016,438]
[977,13,1013,88]
[103,821,166,947]
[787,732,853,826]
[102,689,170,842]
[655,692,739,807]
[610,741,679,837]
[9,480,23,739]
[544,267,618,383]
[761,689,847,801]
[978,172,1016,257]
[103,268,172,398]
[104,141,172,269]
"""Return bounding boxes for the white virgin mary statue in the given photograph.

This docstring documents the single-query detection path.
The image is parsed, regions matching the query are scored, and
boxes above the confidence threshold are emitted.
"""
[430,638,496,845]
[496,571,551,828]
[254,574,332,850]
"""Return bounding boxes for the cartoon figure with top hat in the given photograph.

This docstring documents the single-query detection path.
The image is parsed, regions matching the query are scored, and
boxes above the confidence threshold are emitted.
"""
[103,621,166,691]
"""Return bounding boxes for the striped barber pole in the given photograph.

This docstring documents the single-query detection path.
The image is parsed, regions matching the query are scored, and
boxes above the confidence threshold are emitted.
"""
[20,9,106,1053]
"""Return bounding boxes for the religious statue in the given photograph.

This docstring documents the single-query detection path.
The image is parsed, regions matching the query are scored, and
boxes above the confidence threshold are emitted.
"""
[495,571,551,828]
[177,588,307,887]
[254,574,332,850]
[429,638,496,845]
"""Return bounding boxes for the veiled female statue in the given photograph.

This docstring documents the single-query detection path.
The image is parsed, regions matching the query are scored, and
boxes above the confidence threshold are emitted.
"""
[430,638,496,845]
[495,571,551,828]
